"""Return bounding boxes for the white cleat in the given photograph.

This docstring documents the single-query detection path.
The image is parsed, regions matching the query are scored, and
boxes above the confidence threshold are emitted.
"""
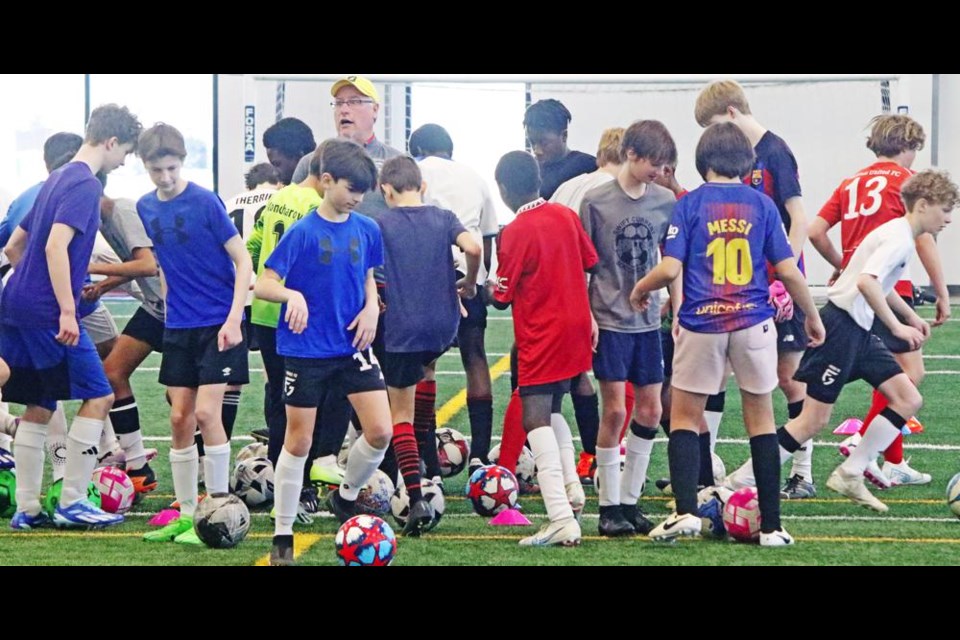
[648,511,702,542]
[565,481,586,522]
[518,517,582,547]
[760,527,795,547]
[838,432,861,458]
[864,459,893,490]
[882,459,932,486]
[826,467,888,513]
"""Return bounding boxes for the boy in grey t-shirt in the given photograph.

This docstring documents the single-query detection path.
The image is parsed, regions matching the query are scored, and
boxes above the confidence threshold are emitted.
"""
[578,120,678,537]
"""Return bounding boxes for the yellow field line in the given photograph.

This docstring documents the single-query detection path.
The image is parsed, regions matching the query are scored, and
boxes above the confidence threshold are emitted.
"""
[253,533,323,566]
[435,355,511,426]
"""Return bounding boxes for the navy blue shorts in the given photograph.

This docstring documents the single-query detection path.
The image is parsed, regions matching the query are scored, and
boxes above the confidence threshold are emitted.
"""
[160,325,250,388]
[660,328,674,378]
[776,307,808,353]
[0,323,112,410]
[593,329,664,386]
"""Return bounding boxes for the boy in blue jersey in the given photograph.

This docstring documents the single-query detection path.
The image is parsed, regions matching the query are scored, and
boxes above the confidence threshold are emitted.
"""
[254,139,392,565]
[630,123,823,546]
[377,155,481,534]
[137,124,253,546]
[0,104,142,530]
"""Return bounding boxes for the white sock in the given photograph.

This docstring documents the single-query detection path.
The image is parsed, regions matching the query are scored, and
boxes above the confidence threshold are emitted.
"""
[46,403,68,482]
[730,445,791,490]
[342,434,387,501]
[203,442,231,495]
[0,433,11,450]
[528,426,574,523]
[98,415,117,456]
[274,449,307,536]
[789,439,814,482]
[61,416,104,506]
[705,411,723,453]
[170,445,199,518]
[118,430,147,472]
[13,420,46,515]
[842,414,902,475]
[550,413,579,487]
[595,446,621,507]
[621,431,654,504]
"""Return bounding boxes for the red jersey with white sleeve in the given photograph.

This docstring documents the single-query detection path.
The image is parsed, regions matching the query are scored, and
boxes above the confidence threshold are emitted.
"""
[818,161,914,297]
[494,199,598,387]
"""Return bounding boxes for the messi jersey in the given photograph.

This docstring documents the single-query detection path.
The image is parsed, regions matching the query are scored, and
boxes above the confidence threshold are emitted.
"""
[664,183,794,333]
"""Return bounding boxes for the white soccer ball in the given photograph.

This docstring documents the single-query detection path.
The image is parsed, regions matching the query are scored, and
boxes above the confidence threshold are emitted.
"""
[356,470,395,518]
[194,493,251,549]
[390,477,445,530]
[236,441,268,463]
[436,428,470,477]
[488,443,537,486]
[230,457,274,507]
[947,472,960,518]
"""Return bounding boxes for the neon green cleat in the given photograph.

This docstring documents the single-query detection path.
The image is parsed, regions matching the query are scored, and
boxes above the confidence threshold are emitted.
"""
[173,526,203,546]
[143,516,194,542]
[310,457,345,487]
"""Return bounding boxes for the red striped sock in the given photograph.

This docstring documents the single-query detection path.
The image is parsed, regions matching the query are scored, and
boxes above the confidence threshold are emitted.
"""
[392,422,423,502]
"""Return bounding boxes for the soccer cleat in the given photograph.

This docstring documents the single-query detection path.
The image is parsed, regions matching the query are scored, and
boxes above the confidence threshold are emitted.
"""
[174,526,203,546]
[882,459,932,486]
[127,463,158,496]
[250,428,269,444]
[565,481,586,522]
[576,452,595,485]
[10,509,52,530]
[826,467,888,513]
[760,527,795,547]
[838,432,861,458]
[270,535,295,566]
[310,456,345,487]
[518,517,581,547]
[621,503,655,535]
[168,493,207,511]
[54,500,123,529]
[864,460,893,490]
[144,516,194,542]
[300,484,320,515]
[518,479,541,495]
[780,474,817,499]
[326,488,357,524]
[98,446,159,468]
[598,505,636,537]
[648,511,701,542]
[655,478,673,495]
[468,457,485,477]
[401,499,435,537]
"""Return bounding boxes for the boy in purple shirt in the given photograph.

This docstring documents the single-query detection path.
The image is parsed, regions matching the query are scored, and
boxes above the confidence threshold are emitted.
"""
[0,104,142,530]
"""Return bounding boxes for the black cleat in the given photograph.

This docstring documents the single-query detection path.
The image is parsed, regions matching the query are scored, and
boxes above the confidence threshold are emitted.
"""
[654,478,673,495]
[250,428,270,444]
[326,489,357,524]
[621,503,655,535]
[401,499,435,537]
[598,505,636,537]
[270,534,295,566]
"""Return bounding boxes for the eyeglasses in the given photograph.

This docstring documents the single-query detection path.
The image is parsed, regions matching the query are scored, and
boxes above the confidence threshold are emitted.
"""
[331,98,375,108]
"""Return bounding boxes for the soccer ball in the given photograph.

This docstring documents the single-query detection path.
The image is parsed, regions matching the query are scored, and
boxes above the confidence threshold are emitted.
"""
[697,485,733,539]
[466,465,519,517]
[236,441,268,463]
[92,466,136,514]
[0,469,16,518]
[335,514,397,566]
[390,477,445,530]
[947,472,960,518]
[43,478,101,517]
[194,493,251,549]
[723,487,761,542]
[230,457,274,507]
[488,443,537,486]
[356,470,395,518]
[436,428,470,477]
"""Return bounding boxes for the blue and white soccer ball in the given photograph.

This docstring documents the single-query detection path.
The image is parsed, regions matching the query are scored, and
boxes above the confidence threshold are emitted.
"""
[698,485,733,539]
[947,472,960,518]
[356,469,395,518]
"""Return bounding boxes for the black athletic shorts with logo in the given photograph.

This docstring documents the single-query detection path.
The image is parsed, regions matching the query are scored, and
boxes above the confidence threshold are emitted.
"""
[159,324,250,388]
[793,303,903,404]
[283,349,386,408]
[776,306,808,353]
[869,295,916,354]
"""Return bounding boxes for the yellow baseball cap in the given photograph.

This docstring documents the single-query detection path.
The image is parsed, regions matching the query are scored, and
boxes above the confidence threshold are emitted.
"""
[330,75,380,103]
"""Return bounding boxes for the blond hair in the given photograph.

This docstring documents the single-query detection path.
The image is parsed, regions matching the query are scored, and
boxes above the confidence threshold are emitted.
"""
[901,169,960,211]
[694,80,752,128]
[596,127,625,166]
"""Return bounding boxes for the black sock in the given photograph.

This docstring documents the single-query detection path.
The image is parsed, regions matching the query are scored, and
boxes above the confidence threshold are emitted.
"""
[660,418,671,436]
[509,344,519,392]
[414,382,442,478]
[698,432,714,486]
[705,391,726,413]
[109,397,140,435]
[572,393,600,456]
[378,441,399,487]
[667,430,700,515]
[467,396,493,463]
[787,400,804,420]
[221,390,241,440]
[777,427,802,453]
[751,433,782,533]
[193,428,205,458]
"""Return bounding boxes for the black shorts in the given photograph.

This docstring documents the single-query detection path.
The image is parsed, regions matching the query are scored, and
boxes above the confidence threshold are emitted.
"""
[661,328,675,378]
[381,349,445,388]
[243,306,260,352]
[870,296,917,354]
[121,306,165,353]
[458,290,488,331]
[776,306,808,353]
[283,350,386,408]
[794,303,903,404]
[592,329,664,386]
[519,379,569,412]
[159,325,250,388]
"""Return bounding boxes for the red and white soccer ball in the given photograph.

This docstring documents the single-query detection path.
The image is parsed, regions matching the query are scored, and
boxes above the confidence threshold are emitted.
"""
[722,487,761,542]
[91,466,136,514]
[335,514,397,566]
[466,464,519,517]
[436,428,470,477]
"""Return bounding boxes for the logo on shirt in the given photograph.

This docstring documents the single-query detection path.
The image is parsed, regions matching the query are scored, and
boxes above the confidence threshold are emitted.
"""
[496,276,509,293]
[148,215,189,245]
[666,225,679,240]
[695,301,758,315]
[751,169,763,187]
[222,367,232,378]
[614,217,655,273]
[822,364,842,386]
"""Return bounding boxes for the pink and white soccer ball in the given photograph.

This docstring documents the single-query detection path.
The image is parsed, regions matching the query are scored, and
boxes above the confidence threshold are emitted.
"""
[91,466,136,514]
[722,487,761,542]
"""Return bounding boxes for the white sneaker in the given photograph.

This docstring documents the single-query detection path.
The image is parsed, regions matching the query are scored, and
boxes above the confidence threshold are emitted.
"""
[826,467,888,513]
[518,517,582,547]
[882,459,932,486]
[864,459,893,490]
[760,527,795,547]
[565,481,586,522]
[838,432,861,458]
[648,511,702,542]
